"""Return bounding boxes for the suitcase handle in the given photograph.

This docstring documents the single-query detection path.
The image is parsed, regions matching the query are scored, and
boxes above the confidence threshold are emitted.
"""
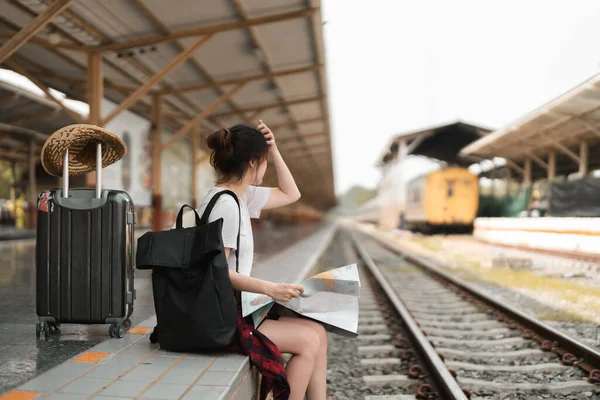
[63,142,103,199]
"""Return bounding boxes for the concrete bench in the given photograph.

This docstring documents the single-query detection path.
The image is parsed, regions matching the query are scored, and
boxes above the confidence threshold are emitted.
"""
[9,223,337,400]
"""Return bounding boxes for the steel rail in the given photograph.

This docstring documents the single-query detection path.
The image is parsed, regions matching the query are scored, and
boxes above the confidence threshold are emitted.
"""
[346,228,469,400]
[355,224,600,381]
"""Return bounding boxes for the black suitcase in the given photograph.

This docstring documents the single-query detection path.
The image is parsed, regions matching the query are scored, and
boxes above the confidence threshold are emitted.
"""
[35,144,136,339]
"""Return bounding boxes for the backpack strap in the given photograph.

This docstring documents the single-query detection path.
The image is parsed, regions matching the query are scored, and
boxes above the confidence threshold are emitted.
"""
[199,189,241,273]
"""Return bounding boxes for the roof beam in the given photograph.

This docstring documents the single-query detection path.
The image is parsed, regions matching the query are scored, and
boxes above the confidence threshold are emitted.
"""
[0,93,19,105]
[466,98,600,157]
[211,95,321,119]
[0,0,74,63]
[504,158,524,175]
[244,109,264,124]
[0,33,85,51]
[11,67,136,92]
[541,134,580,163]
[232,0,324,177]
[405,133,431,155]
[9,108,59,126]
[128,0,250,127]
[9,5,215,133]
[528,152,548,170]
[97,8,316,53]
[0,13,173,129]
[0,122,48,142]
[161,83,245,151]
[0,149,33,162]
[158,64,322,95]
[4,60,83,123]
[308,0,333,183]
[577,117,600,139]
[100,34,211,125]
[0,136,29,150]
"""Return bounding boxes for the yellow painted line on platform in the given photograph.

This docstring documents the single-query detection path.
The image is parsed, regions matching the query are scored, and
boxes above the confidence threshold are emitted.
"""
[128,327,152,334]
[88,347,161,398]
[0,391,40,400]
[73,351,110,363]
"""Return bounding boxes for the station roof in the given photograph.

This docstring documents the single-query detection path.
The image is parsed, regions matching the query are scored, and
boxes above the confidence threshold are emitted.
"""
[461,72,600,180]
[0,0,334,209]
[379,120,492,167]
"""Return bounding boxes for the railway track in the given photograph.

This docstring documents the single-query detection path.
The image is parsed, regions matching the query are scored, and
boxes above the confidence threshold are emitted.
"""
[336,226,600,399]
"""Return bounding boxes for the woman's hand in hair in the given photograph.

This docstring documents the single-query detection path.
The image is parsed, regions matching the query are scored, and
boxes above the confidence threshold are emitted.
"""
[266,281,304,302]
[257,120,277,151]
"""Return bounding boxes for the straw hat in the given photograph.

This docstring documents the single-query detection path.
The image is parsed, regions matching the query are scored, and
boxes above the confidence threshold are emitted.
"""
[41,124,127,177]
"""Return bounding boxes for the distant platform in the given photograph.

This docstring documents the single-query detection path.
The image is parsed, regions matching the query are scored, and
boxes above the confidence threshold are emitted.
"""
[474,217,600,256]
[0,228,35,241]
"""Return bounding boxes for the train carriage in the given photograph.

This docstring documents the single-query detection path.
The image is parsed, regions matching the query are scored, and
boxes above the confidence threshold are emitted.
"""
[403,167,479,232]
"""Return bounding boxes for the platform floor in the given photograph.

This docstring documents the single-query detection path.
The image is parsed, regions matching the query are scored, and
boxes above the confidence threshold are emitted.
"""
[0,222,324,397]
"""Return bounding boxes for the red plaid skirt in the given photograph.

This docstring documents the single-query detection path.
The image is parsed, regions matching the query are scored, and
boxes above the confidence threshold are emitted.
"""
[225,292,290,400]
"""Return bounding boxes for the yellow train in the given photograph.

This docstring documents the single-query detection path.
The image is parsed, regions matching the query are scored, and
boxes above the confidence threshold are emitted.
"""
[402,167,479,232]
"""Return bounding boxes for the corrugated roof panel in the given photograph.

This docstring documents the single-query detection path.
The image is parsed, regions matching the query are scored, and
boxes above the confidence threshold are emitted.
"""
[254,107,287,126]
[276,71,318,98]
[72,0,158,40]
[143,0,235,29]
[133,47,193,85]
[0,0,334,207]
[288,101,321,120]
[0,2,38,29]
[16,46,85,77]
[231,79,278,105]
[245,0,305,15]
[256,18,314,67]
[179,89,228,112]
[585,109,600,121]
[180,31,264,77]
[297,120,325,134]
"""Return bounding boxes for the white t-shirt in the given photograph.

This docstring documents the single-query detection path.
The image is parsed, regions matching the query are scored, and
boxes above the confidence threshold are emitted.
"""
[176,186,270,276]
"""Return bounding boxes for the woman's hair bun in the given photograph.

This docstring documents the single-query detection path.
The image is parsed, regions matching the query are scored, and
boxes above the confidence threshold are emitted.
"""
[205,124,269,184]
[206,128,232,151]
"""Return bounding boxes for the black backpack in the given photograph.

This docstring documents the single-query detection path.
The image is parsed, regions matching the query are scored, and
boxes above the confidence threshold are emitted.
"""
[136,190,241,351]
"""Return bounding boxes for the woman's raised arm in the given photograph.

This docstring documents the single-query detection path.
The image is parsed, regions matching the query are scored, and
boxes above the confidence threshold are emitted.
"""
[257,120,301,210]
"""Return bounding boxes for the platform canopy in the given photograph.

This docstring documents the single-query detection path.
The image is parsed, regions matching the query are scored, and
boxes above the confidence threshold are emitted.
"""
[0,77,78,162]
[0,0,334,210]
[461,72,600,181]
[378,120,492,167]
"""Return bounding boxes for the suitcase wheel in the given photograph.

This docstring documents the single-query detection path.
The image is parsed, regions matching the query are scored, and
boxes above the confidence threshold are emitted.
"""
[36,322,49,340]
[36,322,60,340]
[48,322,61,332]
[123,318,132,331]
[109,323,125,339]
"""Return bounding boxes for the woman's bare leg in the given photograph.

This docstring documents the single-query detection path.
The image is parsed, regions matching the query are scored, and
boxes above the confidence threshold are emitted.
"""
[258,319,320,400]
[279,316,328,400]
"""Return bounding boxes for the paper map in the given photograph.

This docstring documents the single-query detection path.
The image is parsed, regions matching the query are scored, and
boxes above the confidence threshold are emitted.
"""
[241,263,361,337]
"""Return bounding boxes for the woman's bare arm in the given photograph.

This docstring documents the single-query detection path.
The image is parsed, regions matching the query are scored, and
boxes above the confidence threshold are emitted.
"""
[257,120,301,210]
[225,248,303,301]
[263,147,301,210]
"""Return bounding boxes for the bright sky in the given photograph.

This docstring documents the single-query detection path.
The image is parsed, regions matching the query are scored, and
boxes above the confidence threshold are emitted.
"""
[322,0,600,196]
